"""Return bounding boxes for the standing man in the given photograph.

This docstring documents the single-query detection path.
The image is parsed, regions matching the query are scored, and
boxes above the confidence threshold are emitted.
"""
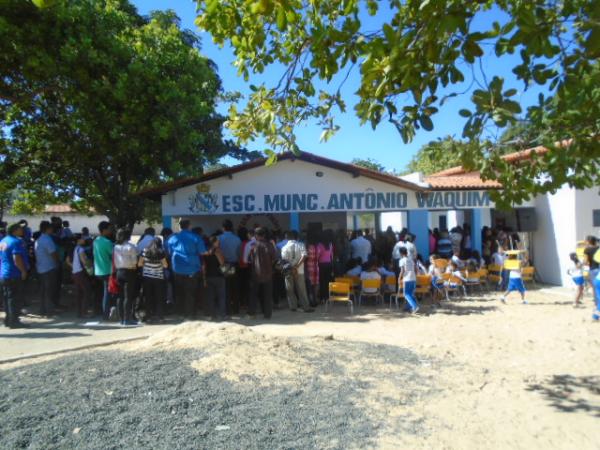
[281,231,314,313]
[218,219,242,315]
[350,230,372,265]
[94,221,115,320]
[167,218,206,319]
[249,227,277,319]
[35,221,60,316]
[0,224,29,328]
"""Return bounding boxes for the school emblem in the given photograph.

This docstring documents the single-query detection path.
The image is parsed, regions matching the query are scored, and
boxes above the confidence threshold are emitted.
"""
[188,183,219,214]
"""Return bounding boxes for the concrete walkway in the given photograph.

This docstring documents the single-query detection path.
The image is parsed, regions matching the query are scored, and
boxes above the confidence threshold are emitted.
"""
[0,315,175,363]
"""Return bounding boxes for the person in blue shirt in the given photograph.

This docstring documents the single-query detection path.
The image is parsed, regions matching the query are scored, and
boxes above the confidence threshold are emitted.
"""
[1,223,29,328]
[35,221,60,316]
[167,218,206,318]
[218,219,242,315]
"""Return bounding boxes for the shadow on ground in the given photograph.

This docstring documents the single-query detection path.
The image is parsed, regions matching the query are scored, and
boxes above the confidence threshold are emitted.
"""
[0,337,437,450]
[527,375,600,418]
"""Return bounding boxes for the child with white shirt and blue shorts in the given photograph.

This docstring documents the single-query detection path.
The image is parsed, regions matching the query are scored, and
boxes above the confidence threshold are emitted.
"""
[501,254,526,304]
[567,252,585,307]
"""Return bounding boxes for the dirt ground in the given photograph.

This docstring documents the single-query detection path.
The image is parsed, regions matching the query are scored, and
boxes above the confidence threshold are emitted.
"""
[1,286,599,449]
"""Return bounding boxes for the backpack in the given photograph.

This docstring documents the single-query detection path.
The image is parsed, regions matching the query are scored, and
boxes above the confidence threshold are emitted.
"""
[252,241,276,281]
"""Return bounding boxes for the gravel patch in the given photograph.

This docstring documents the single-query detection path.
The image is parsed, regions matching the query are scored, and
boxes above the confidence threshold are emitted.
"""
[0,326,437,449]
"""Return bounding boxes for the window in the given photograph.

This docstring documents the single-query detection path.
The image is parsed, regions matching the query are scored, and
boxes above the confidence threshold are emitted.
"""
[593,209,600,227]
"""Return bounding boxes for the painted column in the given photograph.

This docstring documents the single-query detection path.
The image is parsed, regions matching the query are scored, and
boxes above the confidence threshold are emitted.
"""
[352,214,358,231]
[290,212,300,232]
[471,209,482,254]
[408,210,429,259]
[162,215,172,230]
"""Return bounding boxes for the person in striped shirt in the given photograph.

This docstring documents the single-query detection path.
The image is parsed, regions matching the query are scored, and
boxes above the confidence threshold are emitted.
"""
[138,237,168,323]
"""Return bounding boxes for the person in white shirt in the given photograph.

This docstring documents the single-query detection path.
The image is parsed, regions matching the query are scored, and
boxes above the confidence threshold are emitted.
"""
[281,231,314,313]
[404,235,417,261]
[113,228,140,325]
[350,231,372,265]
[501,256,526,304]
[567,252,585,307]
[450,250,465,269]
[428,254,444,300]
[360,260,381,294]
[398,247,419,313]
[392,239,406,271]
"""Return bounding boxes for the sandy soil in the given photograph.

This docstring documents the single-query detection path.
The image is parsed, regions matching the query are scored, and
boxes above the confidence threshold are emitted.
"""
[2,287,599,449]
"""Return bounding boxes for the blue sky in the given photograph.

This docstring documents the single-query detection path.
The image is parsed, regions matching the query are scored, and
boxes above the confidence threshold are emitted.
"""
[132,0,545,172]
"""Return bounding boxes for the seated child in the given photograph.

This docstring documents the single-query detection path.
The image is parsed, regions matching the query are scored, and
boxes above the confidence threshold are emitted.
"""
[451,250,465,269]
[428,254,445,299]
[360,259,382,293]
[445,261,466,288]
[465,260,480,283]
[468,250,485,269]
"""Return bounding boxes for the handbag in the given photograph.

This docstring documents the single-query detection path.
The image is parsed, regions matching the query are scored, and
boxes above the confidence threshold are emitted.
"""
[108,252,120,295]
[220,263,237,277]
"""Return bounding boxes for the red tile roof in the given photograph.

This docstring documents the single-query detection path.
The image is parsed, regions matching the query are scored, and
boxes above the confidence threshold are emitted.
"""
[430,140,571,177]
[425,172,502,190]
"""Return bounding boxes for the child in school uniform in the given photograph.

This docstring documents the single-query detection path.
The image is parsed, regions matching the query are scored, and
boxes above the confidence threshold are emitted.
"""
[501,254,527,304]
[428,254,445,301]
[360,259,382,294]
[567,252,585,307]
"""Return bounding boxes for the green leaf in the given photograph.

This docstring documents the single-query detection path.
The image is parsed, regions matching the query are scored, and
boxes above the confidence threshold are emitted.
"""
[459,109,471,117]
[419,115,433,131]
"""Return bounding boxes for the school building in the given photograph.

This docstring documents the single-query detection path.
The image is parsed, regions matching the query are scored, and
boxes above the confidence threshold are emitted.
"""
[140,149,600,287]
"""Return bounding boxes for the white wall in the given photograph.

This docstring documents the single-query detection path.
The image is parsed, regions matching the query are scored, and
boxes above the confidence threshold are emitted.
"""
[380,212,407,231]
[533,187,577,286]
[575,187,600,241]
[3,213,155,236]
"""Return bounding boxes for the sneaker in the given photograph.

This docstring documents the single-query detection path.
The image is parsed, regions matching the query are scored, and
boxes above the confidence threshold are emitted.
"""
[411,306,420,314]
[124,320,139,326]
[522,300,528,305]
[8,322,30,329]
[501,297,506,304]
[303,308,315,313]
[109,307,118,321]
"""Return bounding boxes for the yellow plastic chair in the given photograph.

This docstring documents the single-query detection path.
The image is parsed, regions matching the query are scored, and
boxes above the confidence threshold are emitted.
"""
[415,274,432,301]
[434,259,449,271]
[335,276,353,285]
[464,270,483,293]
[326,282,354,314]
[487,264,503,285]
[478,268,489,290]
[349,276,361,291]
[443,273,466,298]
[359,278,383,307]
[383,275,397,296]
[522,266,536,287]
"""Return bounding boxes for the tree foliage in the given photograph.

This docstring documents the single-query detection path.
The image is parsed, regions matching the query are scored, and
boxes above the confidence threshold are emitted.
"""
[405,137,468,175]
[351,158,386,173]
[0,0,250,227]
[195,0,600,207]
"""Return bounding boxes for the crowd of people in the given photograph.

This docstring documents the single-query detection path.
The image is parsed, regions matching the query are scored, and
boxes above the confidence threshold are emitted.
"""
[1,216,599,328]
